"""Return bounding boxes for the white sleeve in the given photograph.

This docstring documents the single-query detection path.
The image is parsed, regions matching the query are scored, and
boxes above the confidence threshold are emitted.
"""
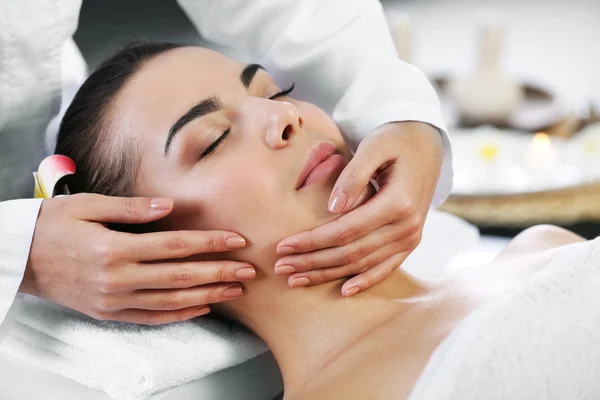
[45,38,88,154]
[0,199,43,342]
[0,0,82,201]
[176,0,452,206]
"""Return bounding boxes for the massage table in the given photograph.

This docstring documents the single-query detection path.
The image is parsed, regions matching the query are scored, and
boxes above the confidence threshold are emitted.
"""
[0,235,509,399]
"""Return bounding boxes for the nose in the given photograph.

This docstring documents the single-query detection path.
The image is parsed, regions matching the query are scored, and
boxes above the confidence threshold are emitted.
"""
[264,100,304,149]
[237,98,304,149]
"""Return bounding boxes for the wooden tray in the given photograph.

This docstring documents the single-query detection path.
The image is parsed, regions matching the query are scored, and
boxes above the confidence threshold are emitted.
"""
[440,183,600,227]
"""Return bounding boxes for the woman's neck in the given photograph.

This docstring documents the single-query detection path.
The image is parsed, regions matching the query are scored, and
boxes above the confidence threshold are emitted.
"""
[228,265,432,393]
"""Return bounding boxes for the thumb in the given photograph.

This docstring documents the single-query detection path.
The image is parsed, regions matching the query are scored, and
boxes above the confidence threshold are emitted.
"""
[329,145,382,214]
[73,193,174,224]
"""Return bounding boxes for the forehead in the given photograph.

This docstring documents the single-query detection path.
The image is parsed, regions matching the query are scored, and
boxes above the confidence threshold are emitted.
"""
[110,47,247,148]
[128,46,244,99]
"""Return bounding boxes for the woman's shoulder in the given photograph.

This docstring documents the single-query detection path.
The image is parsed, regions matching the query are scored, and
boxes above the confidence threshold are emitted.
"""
[409,234,600,400]
[447,225,587,300]
[495,225,585,259]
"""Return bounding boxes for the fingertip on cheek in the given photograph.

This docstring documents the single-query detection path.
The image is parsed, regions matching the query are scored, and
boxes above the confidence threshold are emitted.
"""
[289,276,311,288]
[276,245,296,256]
[275,265,297,276]
[342,286,360,297]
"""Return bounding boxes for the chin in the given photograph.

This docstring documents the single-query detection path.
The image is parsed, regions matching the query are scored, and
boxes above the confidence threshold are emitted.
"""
[297,177,339,219]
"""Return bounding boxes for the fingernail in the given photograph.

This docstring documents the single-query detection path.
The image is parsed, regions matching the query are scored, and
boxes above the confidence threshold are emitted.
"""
[226,236,246,249]
[344,286,360,297]
[289,276,310,287]
[196,306,211,316]
[274,265,296,275]
[276,245,296,255]
[150,197,173,211]
[223,285,243,299]
[235,267,256,280]
[328,190,348,213]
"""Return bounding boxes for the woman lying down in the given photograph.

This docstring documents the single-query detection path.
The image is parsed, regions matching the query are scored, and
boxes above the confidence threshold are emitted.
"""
[55,43,600,399]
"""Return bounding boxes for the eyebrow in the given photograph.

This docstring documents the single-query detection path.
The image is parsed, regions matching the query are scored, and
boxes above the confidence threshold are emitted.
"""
[240,63,264,88]
[164,63,265,155]
[164,96,223,155]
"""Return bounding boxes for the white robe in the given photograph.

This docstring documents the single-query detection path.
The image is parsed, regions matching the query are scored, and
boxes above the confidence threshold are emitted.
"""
[0,0,452,341]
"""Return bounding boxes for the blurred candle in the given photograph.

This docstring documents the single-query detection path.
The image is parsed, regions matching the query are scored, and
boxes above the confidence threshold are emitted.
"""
[582,136,600,181]
[529,132,555,173]
[478,140,501,192]
[583,137,598,156]
[479,142,499,162]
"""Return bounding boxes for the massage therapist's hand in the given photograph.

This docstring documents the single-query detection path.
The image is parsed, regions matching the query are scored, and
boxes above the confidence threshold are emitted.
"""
[20,194,255,325]
[275,122,443,296]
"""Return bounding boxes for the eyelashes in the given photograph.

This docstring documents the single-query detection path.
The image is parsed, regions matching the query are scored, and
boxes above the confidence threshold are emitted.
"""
[199,83,296,160]
[198,128,231,160]
[268,83,295,100]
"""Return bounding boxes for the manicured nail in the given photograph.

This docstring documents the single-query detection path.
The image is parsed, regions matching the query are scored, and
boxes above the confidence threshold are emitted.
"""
[289,276,310,287]
[276,245,296,255]
[226,236,246,249]
[235,267,256,280]
[196,306,211,316]
[223,285,243,299]
[150,197,173,211]
[344,286,360,297]
[274,265,296,275]
[328,190,348,213]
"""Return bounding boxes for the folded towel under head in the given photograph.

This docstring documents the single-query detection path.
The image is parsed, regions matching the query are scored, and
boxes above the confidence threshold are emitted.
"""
[409,237,600,400]
[0,297,268,400]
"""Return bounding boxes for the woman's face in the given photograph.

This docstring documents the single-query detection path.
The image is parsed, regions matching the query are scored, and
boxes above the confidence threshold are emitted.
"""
[111,47,352,266]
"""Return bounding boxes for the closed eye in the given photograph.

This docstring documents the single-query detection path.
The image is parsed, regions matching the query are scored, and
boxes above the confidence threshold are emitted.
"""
[199,128,231,160]
[268,83,295,100]
[199,83,295,161]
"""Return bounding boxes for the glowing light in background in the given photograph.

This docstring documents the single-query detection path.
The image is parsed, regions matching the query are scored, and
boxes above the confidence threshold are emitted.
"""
[530,132,555,172]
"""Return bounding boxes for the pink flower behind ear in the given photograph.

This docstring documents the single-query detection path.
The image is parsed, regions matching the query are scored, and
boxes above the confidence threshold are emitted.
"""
[33,155,76,198]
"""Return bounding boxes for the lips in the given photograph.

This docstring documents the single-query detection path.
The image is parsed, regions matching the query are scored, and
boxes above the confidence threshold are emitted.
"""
[296,142,346,189]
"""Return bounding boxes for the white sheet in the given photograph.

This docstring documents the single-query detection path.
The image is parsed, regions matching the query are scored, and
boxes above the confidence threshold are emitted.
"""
[410,237,600,399]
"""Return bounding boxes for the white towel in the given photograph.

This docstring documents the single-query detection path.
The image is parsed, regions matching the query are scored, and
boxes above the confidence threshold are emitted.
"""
[409,237,600,400]
[0,296,268,400]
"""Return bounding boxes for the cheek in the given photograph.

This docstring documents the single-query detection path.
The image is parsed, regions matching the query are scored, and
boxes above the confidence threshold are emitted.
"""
[210,161,306,243]
[296,101,346,147]
[165,157,294,245]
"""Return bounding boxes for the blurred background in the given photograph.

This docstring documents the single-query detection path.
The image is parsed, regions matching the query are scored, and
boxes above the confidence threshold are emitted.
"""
[41,0,600,238]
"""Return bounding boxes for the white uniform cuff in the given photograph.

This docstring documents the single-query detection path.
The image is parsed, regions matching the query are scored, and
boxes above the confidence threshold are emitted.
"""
[0,199,43,342]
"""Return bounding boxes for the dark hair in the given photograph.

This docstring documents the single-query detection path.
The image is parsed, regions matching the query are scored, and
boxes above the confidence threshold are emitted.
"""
[55,42,184,197]
[55,44,246,326]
